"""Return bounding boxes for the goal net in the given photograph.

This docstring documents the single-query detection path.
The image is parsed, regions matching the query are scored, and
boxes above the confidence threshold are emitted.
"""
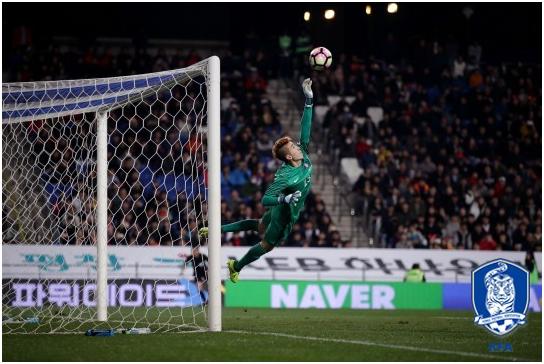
[2,57,222,334]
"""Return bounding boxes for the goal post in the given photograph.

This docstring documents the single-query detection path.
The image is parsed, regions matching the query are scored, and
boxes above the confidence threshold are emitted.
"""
[205,56,221,332]
[2,56,222,333]
[96,110,108,322]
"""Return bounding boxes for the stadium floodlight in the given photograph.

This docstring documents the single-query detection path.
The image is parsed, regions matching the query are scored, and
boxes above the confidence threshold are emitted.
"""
[387,3,398,14]
[2,57,222,333]
[324,9,335,20]
[463,6,474,19]
[304,11,310,21]
[365,5,372,15]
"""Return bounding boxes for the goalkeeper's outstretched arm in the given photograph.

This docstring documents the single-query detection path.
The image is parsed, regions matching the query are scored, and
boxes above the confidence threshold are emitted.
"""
[299,78,314,152]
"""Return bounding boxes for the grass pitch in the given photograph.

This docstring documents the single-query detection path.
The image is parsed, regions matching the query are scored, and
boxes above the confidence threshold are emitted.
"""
[3,308,541,361]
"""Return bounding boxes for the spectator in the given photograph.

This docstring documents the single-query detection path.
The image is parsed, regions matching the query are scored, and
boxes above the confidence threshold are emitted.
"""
[407,223,428,249]
[478,234,497,251]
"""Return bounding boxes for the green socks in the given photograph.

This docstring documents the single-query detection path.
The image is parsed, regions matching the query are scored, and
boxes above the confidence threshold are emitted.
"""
[234,243,268,272]
[221,219,265,272]
[221,219,259,233]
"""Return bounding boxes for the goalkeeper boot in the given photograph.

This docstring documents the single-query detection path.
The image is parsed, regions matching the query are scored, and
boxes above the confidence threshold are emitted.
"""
[198,227,208,238]
[227,259,239,283]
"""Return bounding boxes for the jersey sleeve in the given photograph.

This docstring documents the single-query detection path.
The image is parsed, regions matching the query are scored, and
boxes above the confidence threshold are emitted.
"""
[299,98,313,152]
[261,171,289,207]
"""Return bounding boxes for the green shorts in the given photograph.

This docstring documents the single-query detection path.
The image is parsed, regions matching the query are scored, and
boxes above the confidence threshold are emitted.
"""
[261,206,295,247]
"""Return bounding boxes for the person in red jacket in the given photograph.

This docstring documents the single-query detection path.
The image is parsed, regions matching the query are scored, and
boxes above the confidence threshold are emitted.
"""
[478,234,497,250]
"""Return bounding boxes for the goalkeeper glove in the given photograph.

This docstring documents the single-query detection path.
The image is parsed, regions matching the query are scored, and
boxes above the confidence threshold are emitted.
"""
[278,191,302,205]
[302,78,313,100]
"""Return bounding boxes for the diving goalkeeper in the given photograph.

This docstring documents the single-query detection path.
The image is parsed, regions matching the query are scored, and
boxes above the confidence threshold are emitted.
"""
[199,78,314,283]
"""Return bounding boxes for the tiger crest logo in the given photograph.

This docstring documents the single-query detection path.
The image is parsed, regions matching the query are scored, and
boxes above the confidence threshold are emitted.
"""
[472,259,529,336]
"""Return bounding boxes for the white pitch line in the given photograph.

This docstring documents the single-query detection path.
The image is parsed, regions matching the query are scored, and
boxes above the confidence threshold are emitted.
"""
[225,329,532,361]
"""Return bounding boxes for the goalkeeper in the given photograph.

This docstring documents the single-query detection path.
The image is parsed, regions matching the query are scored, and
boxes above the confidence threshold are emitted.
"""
[199,78,314,283]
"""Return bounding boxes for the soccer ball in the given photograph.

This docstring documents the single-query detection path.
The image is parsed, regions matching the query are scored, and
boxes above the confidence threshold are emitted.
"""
[309,47,333,71]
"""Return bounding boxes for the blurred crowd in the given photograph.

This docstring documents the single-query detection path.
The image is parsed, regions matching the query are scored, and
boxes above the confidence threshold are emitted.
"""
[311,40,541,252]
[4,32,541,251]
[4,39,339,248]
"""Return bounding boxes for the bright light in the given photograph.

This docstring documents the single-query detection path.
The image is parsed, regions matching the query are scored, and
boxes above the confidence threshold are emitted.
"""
[324,9,335,20]
[365,5,372,15]
[304,11,310,22]
[387,3,398,14]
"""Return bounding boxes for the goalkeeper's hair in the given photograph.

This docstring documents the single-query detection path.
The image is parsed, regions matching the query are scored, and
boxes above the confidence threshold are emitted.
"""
[272,136,292,162]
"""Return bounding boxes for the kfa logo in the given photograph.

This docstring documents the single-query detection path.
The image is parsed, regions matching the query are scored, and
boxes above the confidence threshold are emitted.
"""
[472,259,529,336]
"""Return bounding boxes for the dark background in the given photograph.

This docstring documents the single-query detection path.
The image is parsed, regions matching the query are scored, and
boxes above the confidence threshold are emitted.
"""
[2,2,542,63]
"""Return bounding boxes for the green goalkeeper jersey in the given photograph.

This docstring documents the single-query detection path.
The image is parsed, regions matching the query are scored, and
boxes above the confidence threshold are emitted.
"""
[261,100,313,224]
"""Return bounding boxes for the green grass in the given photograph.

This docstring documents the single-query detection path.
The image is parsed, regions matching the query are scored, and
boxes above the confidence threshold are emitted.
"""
[3,308,541,361]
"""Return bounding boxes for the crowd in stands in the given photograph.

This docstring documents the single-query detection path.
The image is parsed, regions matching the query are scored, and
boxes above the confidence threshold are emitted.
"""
[4,31,541,251]
[4,39,339,247]
[312,40,541,252]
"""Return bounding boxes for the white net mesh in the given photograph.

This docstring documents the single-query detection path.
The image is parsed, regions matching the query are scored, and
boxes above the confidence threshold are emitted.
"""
[2,59,214,333]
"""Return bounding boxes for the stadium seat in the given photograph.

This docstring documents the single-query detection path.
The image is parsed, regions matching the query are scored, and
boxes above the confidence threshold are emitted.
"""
[314,105,329,125]
[366,106,384,125]
[327,95,355,106]
[340,158,364,186]
[344,96,355,104]
[354,116,366,126]
[327,95,341,106]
